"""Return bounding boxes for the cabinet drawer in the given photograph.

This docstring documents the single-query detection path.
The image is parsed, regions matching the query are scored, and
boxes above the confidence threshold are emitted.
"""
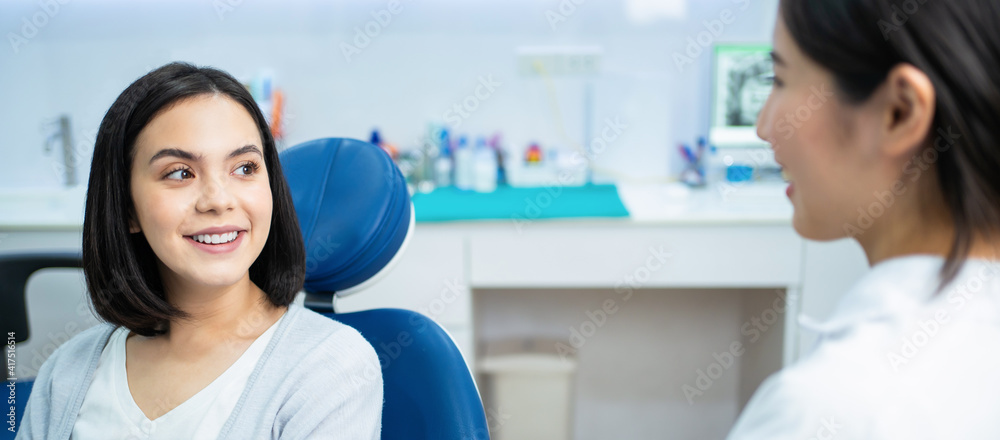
[469,224,802,288]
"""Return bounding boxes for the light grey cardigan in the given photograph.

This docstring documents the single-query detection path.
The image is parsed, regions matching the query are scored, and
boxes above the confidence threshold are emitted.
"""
[15,303,383,439]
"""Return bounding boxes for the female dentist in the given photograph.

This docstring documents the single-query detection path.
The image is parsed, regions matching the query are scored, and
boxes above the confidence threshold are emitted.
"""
[728,0,1000,438]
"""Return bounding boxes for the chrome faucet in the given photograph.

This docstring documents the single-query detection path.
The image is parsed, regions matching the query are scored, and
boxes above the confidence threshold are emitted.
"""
[44,114,76,187]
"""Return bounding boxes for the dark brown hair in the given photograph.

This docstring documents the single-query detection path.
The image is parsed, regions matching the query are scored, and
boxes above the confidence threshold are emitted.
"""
[781,0,1000,290]
[83,62,305,336]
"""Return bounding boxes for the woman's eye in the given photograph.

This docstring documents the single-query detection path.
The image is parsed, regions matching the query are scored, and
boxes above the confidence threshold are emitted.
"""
[234,161,260,176]
[165,168,192,180]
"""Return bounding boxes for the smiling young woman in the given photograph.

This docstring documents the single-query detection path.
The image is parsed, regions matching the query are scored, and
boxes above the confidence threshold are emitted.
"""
[16,63,382,440]
[728,0,1000,438]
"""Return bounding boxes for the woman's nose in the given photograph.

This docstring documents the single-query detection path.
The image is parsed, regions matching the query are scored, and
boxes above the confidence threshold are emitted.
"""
[195,175,236,213]
[756,97,774,144]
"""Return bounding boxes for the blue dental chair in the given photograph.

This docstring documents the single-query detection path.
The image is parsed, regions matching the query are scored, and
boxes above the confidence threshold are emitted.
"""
[0,138,490,440]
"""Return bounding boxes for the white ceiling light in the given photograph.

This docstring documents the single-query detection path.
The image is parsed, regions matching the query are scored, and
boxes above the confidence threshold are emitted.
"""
[625,0,687,24]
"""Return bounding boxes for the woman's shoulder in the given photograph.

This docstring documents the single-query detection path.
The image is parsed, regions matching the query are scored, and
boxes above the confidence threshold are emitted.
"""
[27,322,117,422]
[272,304,380,372]
[249,305,382,411]
[38,322,116,375]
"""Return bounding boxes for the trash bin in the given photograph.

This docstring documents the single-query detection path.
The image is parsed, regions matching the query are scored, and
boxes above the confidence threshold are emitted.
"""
[479,339,577,440]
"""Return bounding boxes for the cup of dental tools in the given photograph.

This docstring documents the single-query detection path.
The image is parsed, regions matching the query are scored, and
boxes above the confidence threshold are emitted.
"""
[678,137,709,187]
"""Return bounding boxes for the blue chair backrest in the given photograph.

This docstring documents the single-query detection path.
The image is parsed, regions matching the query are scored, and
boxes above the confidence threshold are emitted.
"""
[279,138,490,440]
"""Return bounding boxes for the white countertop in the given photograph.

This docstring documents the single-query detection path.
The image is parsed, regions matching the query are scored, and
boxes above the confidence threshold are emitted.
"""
[616,181,792,225]
[0,186,87,230]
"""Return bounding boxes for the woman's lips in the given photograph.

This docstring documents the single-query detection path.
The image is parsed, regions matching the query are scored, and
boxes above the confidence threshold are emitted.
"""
[185,231,245,254]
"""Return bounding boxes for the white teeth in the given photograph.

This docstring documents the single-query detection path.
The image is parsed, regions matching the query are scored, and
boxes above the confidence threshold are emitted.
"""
[192,231,238,244]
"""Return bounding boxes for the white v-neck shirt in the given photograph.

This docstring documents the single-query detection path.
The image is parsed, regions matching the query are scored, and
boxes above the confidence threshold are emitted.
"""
[70,311,286,440]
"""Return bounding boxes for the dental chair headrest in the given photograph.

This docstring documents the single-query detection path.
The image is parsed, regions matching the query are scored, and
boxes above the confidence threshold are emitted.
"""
[279,138,413,298]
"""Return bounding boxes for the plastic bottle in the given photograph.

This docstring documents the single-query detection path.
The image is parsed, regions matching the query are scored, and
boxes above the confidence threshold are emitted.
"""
[454,136,474,190]
[473,137,498,193]
[435,132,453,188]
[489,133,506,185]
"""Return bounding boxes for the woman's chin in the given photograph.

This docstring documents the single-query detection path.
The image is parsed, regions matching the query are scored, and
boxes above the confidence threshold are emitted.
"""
[180,266,250,289]
[791,212,853,242]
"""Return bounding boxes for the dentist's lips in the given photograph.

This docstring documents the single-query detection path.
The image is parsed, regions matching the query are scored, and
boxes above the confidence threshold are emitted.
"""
[776,160,793,199]
[185,231,245,254]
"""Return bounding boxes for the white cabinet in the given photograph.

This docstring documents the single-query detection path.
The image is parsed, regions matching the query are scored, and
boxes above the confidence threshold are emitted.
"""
[1,220,873,440]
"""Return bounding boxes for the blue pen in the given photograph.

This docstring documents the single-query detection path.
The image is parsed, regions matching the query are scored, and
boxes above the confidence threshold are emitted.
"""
[682,144,696,163]
[678,144,693,163]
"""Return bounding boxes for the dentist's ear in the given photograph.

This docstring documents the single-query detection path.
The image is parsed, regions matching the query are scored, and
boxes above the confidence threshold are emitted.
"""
[879,63,936,160]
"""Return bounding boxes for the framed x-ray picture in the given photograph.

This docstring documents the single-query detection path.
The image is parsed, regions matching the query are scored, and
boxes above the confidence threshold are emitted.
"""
[710,44,773,149]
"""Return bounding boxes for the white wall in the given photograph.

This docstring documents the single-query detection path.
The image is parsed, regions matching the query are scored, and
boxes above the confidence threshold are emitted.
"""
[0,0,778,189]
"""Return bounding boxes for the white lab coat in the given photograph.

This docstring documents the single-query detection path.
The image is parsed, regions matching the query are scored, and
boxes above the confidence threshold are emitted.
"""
[728,255,1000,439]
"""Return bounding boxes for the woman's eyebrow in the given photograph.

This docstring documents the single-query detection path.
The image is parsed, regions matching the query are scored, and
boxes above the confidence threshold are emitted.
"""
[147,144,262,165]
[148,148,199,165]
[228,144,262,159]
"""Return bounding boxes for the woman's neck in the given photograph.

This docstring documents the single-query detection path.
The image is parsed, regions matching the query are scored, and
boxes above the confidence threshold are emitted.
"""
[855,171,1000,266]
[858,211,955,266]
[154,273,286,353]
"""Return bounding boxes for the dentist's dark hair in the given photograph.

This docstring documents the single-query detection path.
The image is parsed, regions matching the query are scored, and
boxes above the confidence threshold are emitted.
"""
[780,0,1000,291]
[84,62,305,336]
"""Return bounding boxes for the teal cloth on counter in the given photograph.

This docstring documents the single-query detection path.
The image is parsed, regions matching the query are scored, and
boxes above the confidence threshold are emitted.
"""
[412,184,630,222]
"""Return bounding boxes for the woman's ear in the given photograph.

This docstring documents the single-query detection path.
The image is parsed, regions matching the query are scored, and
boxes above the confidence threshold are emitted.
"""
[879,63,936,159]
[129,215,141,234]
